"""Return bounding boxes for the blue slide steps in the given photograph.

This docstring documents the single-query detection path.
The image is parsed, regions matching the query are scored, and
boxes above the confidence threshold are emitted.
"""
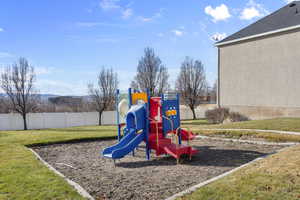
[102,128,145,159]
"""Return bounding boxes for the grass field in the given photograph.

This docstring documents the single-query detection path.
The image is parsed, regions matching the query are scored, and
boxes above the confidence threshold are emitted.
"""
[182,118,300,142]
[0,126,116,200]
[1,118,300,199]
[191,129,300,143]
[182,118,300,132]
[179,144,300,200]
[179,118,300,199]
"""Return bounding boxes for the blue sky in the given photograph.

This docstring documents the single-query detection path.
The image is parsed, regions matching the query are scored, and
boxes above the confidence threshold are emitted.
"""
[0,0,292,95]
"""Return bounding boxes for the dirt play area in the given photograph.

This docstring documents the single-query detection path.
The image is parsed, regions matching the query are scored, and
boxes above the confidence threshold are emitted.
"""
[32,138,288,200]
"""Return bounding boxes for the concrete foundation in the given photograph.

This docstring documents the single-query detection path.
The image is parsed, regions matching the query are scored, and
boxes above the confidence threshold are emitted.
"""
[227,105,300,120]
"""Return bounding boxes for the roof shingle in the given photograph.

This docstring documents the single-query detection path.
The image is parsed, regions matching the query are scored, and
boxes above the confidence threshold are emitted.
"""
[217,1,300,45]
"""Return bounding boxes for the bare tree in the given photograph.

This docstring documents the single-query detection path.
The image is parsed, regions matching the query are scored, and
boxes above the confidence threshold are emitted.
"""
[88,68,118,125]
[131,47,169,96]
[176,57,208,120]
[0,97,10,113]
[0,58,40,130]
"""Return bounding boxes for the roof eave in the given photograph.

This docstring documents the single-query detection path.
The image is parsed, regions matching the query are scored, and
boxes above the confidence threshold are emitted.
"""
[215,24,300,47]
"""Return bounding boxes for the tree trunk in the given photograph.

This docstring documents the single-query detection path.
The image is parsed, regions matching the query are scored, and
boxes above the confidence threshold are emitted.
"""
[22,113,28,130]
[191,107,197,120]
[98,111,102,126]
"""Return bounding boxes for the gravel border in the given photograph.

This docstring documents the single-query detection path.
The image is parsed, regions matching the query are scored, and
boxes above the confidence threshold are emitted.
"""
[32,138,287,200]
[29,148,95,200]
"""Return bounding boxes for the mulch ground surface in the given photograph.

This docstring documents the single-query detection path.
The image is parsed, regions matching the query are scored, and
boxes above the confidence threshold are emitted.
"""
[33,138,287,200]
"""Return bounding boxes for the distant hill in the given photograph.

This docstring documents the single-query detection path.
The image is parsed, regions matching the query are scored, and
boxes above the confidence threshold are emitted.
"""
[39,94,60,102]
[0,93,60,102]
[0,93,92,102]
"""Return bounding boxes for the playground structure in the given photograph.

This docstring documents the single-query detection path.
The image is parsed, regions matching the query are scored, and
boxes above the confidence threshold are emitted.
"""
[102,88,198,163]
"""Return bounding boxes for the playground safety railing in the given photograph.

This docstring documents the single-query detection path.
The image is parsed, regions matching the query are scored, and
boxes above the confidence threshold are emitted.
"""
[162,115,174,134]
[185,127,193,160]
[163,115,181,146]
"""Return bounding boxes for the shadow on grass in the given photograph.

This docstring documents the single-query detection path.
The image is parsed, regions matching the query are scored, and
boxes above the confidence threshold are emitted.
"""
[27,136,117,147]
[47,128,116,133]
[182,119,212,126]
[116,146,267,168]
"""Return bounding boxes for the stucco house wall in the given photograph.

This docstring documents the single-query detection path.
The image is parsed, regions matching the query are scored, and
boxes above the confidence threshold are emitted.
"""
[218,29,300,119]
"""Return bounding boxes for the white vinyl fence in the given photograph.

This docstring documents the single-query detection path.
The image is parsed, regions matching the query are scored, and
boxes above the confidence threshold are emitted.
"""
[0,104,216,131]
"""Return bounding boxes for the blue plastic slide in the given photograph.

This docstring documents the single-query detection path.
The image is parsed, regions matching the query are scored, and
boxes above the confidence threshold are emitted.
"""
[102,104,146,159]
[103,128,145,159]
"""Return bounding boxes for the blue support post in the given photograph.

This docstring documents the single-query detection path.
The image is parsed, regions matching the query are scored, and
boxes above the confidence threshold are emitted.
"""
[146,88,150,160]
[128,88,132,108]
[116,89,121,141]
[128,88,135,157]
[177,93,182,145]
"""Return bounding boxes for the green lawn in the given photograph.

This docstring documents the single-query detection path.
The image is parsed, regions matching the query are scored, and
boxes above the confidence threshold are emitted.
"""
[182,118,300,132]
[0,126,116,200]
[179,144,300,200]
[179,118,300,200]
[191,129,300,143]
[181,119,211,126]
[182,118,300,142]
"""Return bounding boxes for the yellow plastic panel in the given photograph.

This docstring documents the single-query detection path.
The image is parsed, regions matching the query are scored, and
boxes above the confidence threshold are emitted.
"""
[166,110,177,116]
[132,92,148,104]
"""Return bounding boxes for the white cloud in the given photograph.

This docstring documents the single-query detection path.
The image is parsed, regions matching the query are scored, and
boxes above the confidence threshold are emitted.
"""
[116,69,136,90]
[138,17,153,22]
[99,0,134,20]
[205,4,231,22]
[153,9,163,18]
[211,33,227,41]
[122,8,133,19]
[0,52,13,58]
[37,79,87,95]
[138,9,164,22]
[35,67,55,75]
[99,0,120,10]
[240,0,269,20]
[157,33,164,37]
[240,7,260,20]
[172,30,184,37]
[0,28,4,32]
[86,8,93,13]
[199,22,208,34]
[285,0,294,3]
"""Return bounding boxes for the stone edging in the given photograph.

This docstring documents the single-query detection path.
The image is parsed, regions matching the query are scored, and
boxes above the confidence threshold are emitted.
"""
[29,148,95,200]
